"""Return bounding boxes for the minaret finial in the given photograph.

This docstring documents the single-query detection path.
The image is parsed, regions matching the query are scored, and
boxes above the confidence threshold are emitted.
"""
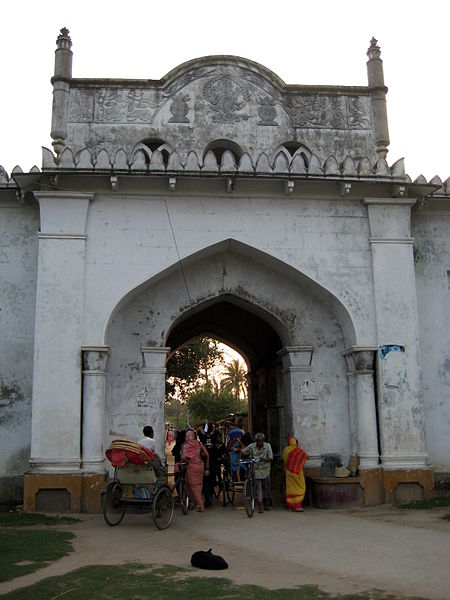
[56,27,72,50]
[367,37,381,60]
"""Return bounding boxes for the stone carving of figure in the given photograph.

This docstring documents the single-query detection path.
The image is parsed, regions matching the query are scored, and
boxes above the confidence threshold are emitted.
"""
[203,76,249,124]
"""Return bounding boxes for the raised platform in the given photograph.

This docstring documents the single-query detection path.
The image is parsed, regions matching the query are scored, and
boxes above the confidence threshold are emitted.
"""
[305,467,433,508]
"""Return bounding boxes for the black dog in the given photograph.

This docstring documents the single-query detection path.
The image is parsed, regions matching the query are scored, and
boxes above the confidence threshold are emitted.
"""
[191,548,228,570]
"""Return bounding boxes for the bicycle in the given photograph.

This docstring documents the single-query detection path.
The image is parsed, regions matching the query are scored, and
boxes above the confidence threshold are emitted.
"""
[171,461,189,515]
[238,458,260,518]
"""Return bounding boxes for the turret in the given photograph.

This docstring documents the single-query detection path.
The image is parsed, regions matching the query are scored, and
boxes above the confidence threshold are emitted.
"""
[366,38,390,159]
[50,28,72,156]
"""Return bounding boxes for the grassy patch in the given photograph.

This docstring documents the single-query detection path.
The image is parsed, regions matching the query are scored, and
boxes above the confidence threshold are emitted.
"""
[0,511,80,527]
[441,513,450,521]
[0,528,74,582]
[1,564,413,600]
[397,495,450,510]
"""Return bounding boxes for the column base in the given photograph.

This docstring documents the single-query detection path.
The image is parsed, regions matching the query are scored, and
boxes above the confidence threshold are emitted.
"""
[24,471,107,513]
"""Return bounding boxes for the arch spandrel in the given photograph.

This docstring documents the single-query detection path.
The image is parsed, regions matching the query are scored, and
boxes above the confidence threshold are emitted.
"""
[104,239,358,350]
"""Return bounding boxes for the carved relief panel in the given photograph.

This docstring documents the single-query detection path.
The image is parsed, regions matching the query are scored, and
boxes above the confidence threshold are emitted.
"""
[69,88,158,124]
[286,94,371,130]
[66,63,374,159]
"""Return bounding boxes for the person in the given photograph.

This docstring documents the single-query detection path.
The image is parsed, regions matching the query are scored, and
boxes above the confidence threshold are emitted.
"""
[203,432,215,507]
[282,435,308,512]
[241,432,273,513]
[210,431,225,493]
[166,428,173,445]
[171,430,185,465]
[138,425,155,452]
[230,435,249,482]
[181,429,209,512]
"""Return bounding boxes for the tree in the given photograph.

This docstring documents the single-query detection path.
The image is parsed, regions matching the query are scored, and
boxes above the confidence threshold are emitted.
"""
[221,358,247,409]
[187,383,235,423]
[166,337,224,402]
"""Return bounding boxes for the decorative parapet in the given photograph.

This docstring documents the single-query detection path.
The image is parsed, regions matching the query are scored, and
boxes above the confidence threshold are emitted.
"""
[40,145,409,181]
[0,165,39,189]
[2,157,449,201]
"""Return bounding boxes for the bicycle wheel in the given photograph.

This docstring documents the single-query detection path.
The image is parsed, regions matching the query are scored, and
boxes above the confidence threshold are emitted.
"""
[226,478,235,505]
[214,466,223,498]
[152,485,174,530]
[222,477,227,506]
[222,471,232,506]
[179,478,189,515]
[213,476,222,499]
[103,484,125,527]
[244,478,255,518]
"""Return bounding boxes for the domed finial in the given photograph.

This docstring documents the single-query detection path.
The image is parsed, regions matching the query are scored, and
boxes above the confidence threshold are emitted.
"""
[367,37,381,60]
[56,27,72,50]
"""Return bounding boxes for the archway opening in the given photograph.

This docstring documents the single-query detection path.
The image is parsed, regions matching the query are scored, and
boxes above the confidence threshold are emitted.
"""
[165,299,285,457]
[164,335,248,435]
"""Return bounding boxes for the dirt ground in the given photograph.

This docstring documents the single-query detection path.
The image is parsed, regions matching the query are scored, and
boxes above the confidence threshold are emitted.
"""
[1,497,449,599]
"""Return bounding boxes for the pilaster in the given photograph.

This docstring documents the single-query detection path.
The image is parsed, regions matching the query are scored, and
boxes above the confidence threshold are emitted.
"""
[29,192,93,474]
[364,197,429,469]
[141,347,171,456]
[343,347,379,468]
[278,346,318,465]
[81,346,110,473]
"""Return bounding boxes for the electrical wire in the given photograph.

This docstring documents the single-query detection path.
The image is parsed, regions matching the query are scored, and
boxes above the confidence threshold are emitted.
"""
[163,197,193,306]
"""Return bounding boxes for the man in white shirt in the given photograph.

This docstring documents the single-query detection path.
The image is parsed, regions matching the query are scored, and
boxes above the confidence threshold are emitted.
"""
[138,425,155,452]
[241,432,273,513]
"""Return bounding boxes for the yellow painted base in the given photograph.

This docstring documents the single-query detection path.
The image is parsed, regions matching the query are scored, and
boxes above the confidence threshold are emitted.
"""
[24,467,435,512]
[305,467,434,506]
[382,468,434,503]
[24,472,107,513]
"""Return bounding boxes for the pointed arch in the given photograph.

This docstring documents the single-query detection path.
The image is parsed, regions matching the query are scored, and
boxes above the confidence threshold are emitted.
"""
[103,239,357,349]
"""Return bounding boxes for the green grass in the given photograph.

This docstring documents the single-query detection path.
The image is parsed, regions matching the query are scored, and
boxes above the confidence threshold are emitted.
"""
[0,528,74,582]
[0,511,80,527]
[397,495,450,510]
[0,564,407,600]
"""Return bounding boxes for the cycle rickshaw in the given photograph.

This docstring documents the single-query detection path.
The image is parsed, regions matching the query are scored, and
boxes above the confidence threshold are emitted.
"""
[103,439,175,529]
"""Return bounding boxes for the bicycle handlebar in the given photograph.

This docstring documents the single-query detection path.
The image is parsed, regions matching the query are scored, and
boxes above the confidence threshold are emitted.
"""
[238,458,260,464]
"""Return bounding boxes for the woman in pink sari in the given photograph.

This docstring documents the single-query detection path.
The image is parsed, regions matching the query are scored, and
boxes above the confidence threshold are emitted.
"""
[181,429,209,512]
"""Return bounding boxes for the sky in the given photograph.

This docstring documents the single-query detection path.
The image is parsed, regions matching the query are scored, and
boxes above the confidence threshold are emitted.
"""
[0,0,448,181]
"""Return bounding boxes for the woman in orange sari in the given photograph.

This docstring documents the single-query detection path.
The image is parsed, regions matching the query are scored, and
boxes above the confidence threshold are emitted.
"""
[282,435,308,512]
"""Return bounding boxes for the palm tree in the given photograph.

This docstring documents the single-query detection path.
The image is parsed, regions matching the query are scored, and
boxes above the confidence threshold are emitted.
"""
[221,359,247,409]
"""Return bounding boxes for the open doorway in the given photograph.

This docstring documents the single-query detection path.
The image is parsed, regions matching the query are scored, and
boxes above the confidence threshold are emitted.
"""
[164,336,249,451]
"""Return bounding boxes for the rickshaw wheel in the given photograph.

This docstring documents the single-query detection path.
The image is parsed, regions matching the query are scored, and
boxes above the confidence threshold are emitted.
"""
[152,485,174,530]
[244,479,255,517]
[103,484,125,526]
